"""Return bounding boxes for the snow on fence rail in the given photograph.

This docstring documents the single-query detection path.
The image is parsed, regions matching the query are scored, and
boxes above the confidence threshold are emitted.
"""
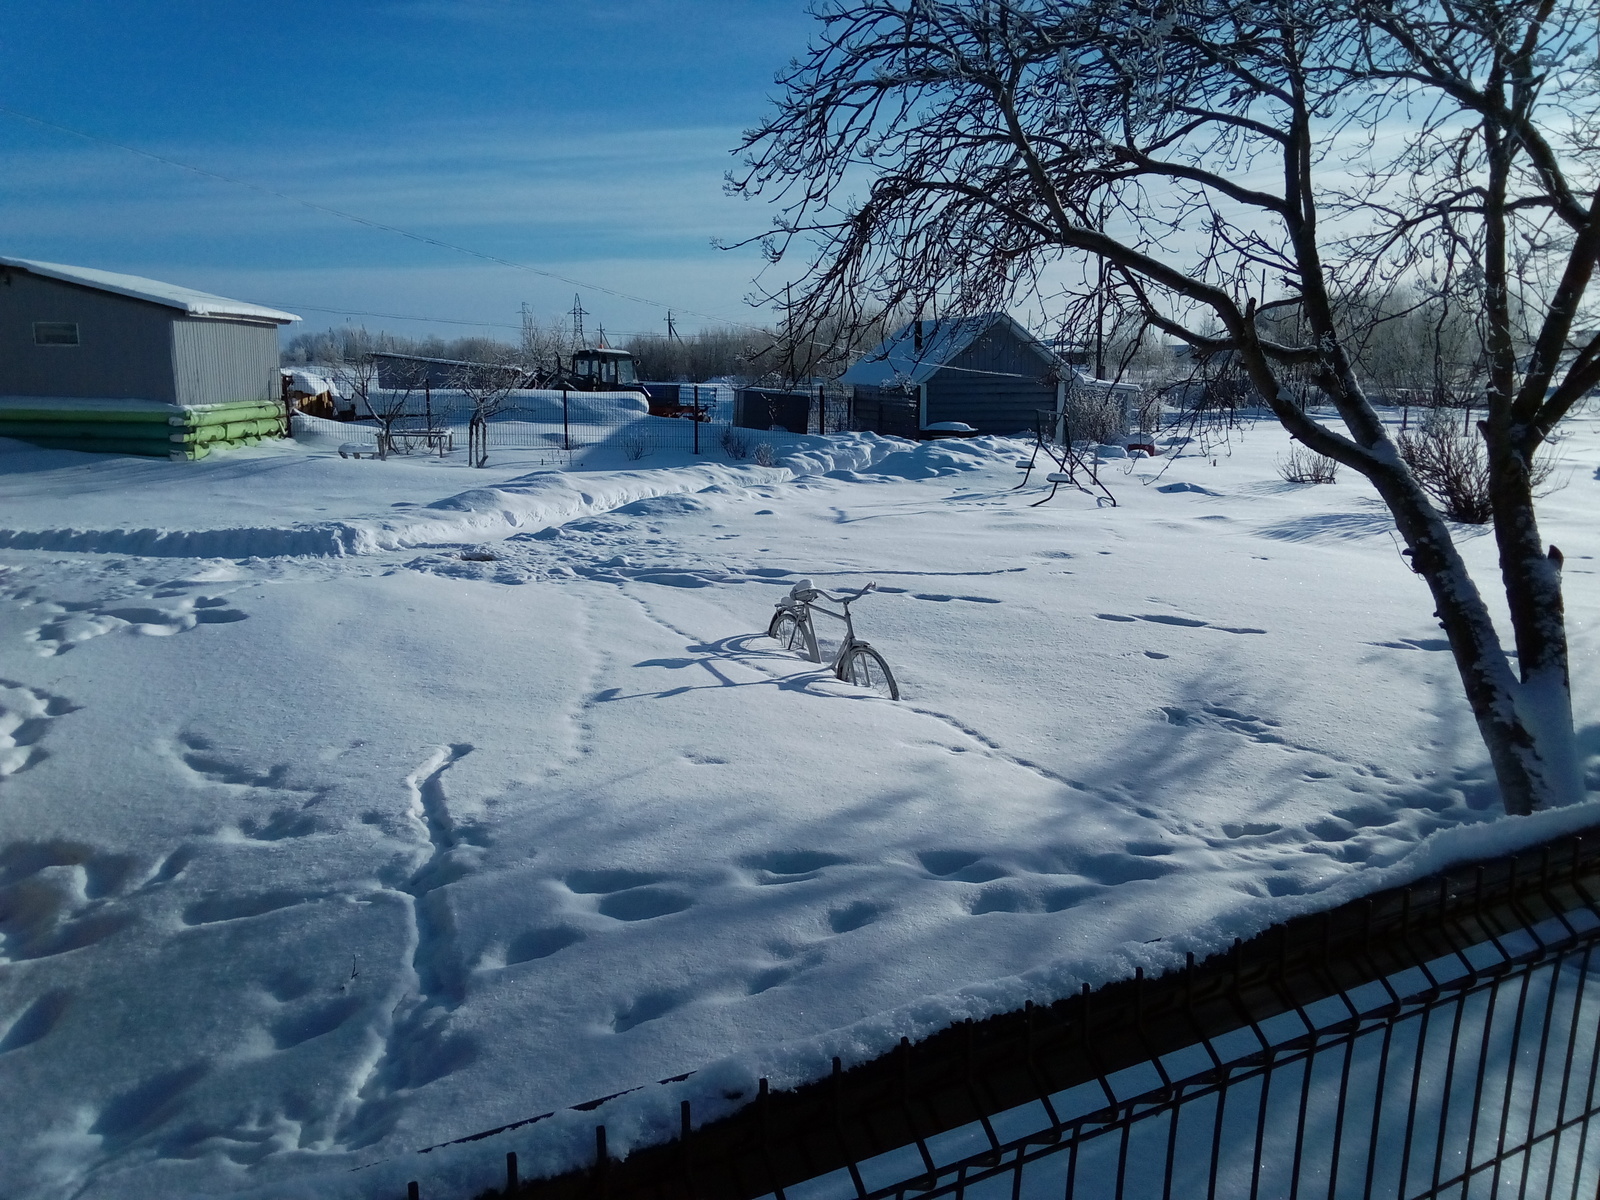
[403,826,1600,1200]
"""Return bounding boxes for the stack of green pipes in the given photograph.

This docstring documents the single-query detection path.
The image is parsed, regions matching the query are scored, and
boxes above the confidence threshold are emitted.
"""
[0,397,287,460]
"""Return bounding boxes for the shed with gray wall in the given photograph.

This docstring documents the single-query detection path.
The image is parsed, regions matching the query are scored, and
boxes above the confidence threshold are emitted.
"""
[842,314,1067,438]
[0,259,290,407]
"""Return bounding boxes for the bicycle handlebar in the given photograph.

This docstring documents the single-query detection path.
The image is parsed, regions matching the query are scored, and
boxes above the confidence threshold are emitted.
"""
[790,581,877,604]
[824,582,877,603]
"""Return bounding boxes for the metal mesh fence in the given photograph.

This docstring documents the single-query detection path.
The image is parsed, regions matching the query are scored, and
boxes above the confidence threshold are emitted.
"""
[292,384,857,466]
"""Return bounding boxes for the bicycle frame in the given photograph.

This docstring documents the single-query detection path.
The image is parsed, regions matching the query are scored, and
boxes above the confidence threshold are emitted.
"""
[769,580,899,700]
[772,584,872,670]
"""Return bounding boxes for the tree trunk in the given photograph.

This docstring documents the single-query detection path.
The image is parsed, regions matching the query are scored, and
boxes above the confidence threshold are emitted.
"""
[1368,460,1563,815]
[1486,426,1584,805]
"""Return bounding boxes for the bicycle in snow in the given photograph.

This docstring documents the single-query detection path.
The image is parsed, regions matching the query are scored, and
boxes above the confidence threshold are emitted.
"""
[767,579,900,700]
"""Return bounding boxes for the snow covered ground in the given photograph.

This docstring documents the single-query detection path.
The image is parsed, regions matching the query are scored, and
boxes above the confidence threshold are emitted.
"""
[1,414,1597,1200]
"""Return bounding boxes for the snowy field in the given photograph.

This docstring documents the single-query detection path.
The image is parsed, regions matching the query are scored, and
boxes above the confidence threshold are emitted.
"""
[1,414,1598,1200]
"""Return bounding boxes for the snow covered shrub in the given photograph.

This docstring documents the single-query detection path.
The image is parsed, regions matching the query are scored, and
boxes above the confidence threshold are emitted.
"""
[721,428,752,459]
[1278,445,1338,483]
[1398,418,1555,524]
[1061,383,1128,446]
[621,433,650,461]
[754,442,777,467]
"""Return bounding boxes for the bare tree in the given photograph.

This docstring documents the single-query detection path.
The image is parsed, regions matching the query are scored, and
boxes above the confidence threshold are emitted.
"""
[520,314,580,385]
[455,354,524,468]
[326,352,421,461]
[622,326,779,383]
[731,0,1600,814]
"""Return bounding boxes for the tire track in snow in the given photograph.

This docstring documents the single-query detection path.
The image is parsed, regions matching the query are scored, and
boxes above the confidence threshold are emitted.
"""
[544,592,608,779]
[340,744,477,1150]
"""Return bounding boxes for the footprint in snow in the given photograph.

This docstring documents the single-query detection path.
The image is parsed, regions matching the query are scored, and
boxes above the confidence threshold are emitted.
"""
[828,899,888,934]
[918,849,1007,882]
[0,989,72,1052]
[598,886,694,921]
[90,1063,210,1146]
[236,808,325,841]
[0,839,139,962]
[563,867,696,920]
[968,884,1034,914]
[505,925,586,964]
[25,592,245,655]
[0,680,78,778]
[1095,613,1265,635]
[565,867,668,893]
[1073,853,1174,886]
[612,989,686,1033]
[1368,638,1452,652]
[741,849,851,884]
[269,997,363,1050]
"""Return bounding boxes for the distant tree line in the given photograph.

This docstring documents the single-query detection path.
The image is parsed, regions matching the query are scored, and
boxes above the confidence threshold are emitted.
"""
[280,327,519,368]
[283,308,904,386]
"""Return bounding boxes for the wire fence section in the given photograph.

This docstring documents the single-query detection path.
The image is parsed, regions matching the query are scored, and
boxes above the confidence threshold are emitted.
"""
[446,829,1600,1200]
[294,384,856,465]
[807,898,1600,1200]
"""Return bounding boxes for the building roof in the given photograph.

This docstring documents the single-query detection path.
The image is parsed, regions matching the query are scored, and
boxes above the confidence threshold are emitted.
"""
[840,313,1062,387]
[0,255,298,324]
[371,351,490,368]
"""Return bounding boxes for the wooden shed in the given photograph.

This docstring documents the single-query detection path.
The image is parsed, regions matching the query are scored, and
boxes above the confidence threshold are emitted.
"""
[841,314,1069,438]
[0,255,298,459]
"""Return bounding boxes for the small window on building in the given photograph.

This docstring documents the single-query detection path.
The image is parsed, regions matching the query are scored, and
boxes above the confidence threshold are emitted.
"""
[33,322,80,346]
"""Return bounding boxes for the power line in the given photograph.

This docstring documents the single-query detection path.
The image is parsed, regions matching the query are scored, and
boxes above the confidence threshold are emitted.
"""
[274,298,680,340]
[0,104,772,335]
[269,302,521,329]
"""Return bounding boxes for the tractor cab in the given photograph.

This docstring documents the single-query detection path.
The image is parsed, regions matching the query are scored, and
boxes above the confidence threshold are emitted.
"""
[570,346,638,390]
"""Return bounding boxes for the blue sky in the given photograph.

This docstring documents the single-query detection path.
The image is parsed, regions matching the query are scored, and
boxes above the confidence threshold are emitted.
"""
[0,1,816,340]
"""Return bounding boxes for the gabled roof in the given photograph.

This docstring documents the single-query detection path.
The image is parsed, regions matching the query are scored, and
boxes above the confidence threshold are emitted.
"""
[0,255,298,324]
[840,312,1062,387]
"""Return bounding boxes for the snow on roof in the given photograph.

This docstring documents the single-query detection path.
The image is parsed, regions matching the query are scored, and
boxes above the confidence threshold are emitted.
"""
[0,255,298,324]
[282,369,340,398]
[839,313,1062,387]
[1070,369,1142,394]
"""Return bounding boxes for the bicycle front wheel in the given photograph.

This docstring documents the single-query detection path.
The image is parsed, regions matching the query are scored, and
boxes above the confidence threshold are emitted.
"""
[837,644,899,700]
[769,610,812,657]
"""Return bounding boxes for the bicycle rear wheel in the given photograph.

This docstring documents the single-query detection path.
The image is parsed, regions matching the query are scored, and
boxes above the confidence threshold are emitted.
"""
[837,643,899,700]
[768,610,813,658]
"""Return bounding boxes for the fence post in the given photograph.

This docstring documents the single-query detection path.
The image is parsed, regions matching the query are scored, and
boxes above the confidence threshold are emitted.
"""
[562,388,570,452]
[693,385,700,456]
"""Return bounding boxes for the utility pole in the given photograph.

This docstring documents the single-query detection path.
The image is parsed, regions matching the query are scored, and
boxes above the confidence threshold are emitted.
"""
[1094,197,1108,379]
[1095,256,1106,380]
[665,310,681,342]
[784,283,795,387]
